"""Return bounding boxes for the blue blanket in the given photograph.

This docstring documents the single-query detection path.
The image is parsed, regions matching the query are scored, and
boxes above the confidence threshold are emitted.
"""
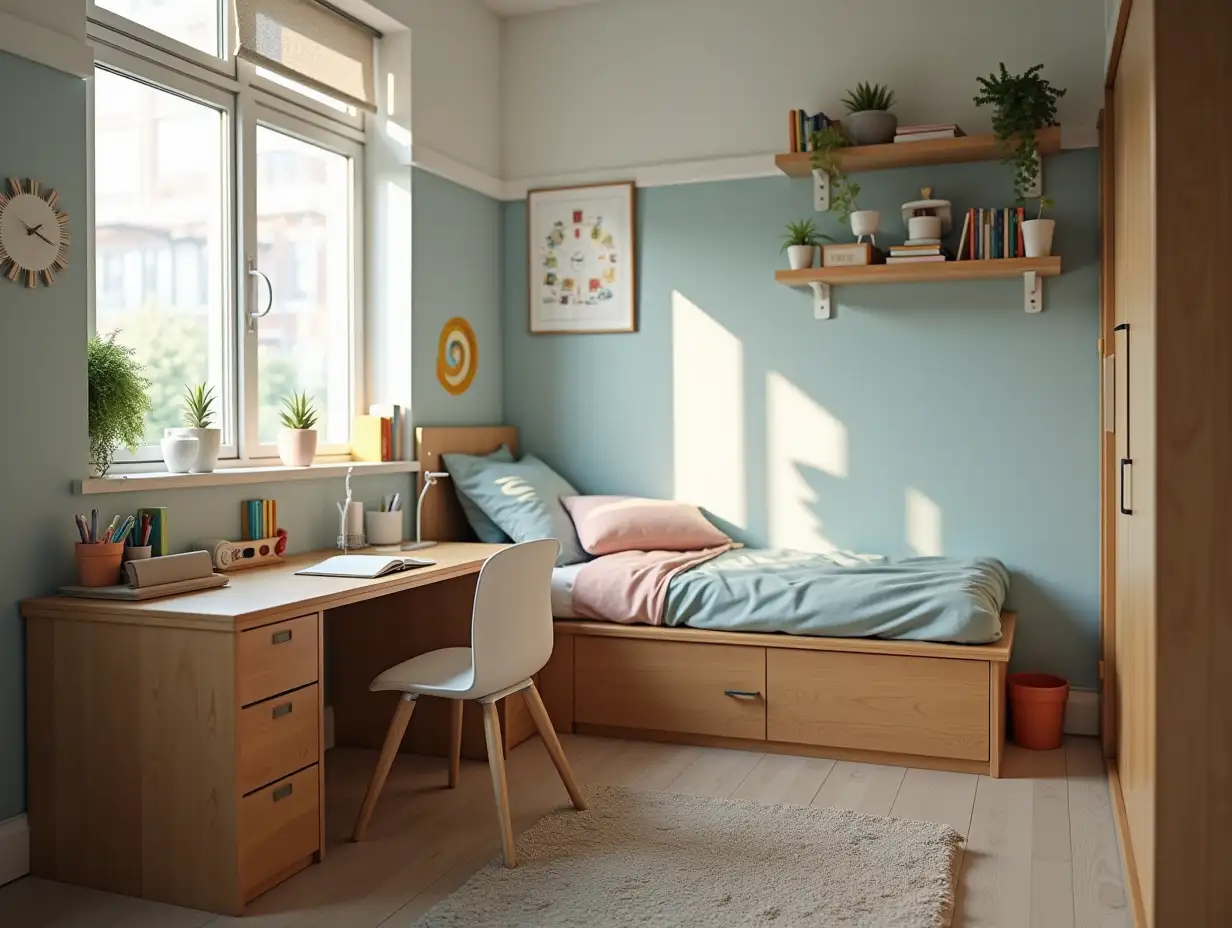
[664,549,1008,644]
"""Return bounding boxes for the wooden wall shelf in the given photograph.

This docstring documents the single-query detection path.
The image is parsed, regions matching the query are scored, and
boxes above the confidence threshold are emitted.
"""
[775,126,1062,177]
[775,257,1062,319]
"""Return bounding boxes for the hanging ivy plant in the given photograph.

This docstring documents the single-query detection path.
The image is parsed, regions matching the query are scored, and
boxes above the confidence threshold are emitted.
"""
[809,125,862,224]
[974,63,1066,203]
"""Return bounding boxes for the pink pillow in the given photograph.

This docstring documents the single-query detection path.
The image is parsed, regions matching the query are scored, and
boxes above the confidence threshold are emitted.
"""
[561,496,730,555]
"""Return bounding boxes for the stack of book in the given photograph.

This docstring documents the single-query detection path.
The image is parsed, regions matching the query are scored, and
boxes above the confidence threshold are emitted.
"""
[788,109,834,153]
[887,243,949,264]
[894,124,965,143]
[241,499,277,541]
[956,207,1027,261]
[353,404,407,462]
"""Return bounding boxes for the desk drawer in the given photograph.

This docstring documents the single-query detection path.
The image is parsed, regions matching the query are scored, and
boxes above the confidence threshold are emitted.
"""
[240,765,319,901]
[238,615,318,707]
[575,637,766,740]
[238,684,320,796]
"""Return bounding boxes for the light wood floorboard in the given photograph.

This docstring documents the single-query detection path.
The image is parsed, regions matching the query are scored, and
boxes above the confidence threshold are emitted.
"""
[0,735,1129,927]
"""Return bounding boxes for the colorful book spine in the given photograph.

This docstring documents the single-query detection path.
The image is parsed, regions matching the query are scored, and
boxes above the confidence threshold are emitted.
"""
[1017,207,1025,257]
[789,109,798,154]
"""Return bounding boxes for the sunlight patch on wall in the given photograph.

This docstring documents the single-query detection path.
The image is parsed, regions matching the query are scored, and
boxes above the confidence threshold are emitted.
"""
[905,487,944,557]
[671,291,745,527]
[766,371,847,551]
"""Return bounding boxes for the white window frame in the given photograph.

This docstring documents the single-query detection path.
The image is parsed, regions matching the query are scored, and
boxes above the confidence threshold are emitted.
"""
[86,1,368,472]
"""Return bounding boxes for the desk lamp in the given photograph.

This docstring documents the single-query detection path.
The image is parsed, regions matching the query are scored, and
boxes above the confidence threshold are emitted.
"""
[401,471,450,551]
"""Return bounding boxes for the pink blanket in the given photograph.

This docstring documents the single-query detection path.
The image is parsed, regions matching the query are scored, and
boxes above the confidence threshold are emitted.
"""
[572,545,733,626]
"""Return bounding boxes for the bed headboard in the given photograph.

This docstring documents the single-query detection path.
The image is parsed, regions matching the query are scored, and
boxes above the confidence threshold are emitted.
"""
[416,426,519,542]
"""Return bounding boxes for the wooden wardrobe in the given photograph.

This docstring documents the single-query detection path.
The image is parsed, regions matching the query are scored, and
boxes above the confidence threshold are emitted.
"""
[1100,0,1231,925]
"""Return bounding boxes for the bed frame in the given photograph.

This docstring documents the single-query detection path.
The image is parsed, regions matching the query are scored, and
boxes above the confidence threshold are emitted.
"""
[418,426,1014,777]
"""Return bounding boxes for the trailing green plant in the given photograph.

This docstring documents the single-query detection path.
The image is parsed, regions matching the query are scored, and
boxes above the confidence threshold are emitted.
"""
[809,125,862,224]
[974,63,1066,203]
[181,383,217,429]
[279,391,319,431]
[842,81,895,113]
[88,332,152,476]
[781,218,830,251]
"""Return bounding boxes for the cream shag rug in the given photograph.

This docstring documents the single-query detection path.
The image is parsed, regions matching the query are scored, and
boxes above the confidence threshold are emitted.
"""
[415,784,962,928]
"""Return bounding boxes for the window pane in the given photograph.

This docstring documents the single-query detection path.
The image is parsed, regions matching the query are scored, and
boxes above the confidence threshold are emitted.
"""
[95,0,221,56]
[94,69,228,447]
[256,126,352,446]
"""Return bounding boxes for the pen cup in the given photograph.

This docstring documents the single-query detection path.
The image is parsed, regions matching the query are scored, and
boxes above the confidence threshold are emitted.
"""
[76,542,125,587]
[365,510,404,546]
[124,546,153,563]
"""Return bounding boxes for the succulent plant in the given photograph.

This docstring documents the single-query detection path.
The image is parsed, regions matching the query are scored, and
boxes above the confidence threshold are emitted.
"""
[843,82,896,113]
[279,391,319,431]
[181,383,217,429]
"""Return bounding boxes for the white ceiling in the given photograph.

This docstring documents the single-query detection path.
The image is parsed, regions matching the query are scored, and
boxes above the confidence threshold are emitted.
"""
[483,0,605,16]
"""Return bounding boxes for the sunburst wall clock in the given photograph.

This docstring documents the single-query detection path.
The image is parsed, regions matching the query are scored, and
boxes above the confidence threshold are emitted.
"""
[0,177,71,288]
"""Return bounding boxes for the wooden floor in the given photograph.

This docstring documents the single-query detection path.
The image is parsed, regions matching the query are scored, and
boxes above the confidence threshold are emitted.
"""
[1,734,1129,927]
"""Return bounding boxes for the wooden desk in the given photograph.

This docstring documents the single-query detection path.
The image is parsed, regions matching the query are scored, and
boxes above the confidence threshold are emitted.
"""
[20,543,509,915]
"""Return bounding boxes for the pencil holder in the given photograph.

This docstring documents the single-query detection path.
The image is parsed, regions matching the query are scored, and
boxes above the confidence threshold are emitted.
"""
[124,546,153,563]
[366,510,404,546]
[76,542,125,587]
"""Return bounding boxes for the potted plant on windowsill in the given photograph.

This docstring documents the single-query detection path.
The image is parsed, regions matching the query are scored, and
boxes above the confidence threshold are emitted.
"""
[974,63,1066,204]
[781,219,831,270]
[172,383,221,474]
[278,391,319,467]
[841,82,897,146]
[88,332,152,477]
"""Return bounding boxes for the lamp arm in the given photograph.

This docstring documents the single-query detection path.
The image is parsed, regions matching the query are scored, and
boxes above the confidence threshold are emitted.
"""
[415,471,451,544]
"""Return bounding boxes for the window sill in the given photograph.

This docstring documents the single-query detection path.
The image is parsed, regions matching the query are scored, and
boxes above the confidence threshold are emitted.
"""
[76,460,420,496]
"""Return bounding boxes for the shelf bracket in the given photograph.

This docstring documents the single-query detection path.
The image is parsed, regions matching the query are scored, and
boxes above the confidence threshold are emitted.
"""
[812,169,829,212]
[809,281,832,320]
[1023,270,1043,314]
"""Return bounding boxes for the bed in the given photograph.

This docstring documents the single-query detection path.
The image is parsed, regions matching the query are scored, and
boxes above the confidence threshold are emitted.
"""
[418,425,1015,777]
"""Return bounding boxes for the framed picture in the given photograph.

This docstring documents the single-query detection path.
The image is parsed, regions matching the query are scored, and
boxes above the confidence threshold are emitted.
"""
[527,181,636,334]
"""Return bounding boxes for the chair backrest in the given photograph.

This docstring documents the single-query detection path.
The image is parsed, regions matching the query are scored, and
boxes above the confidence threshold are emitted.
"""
[468,539,560,697]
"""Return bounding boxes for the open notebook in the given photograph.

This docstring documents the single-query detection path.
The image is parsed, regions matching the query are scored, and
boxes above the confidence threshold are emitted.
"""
[295,555,436,579]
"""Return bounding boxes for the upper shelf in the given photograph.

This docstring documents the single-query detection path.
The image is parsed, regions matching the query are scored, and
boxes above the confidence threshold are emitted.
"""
[774,126,1062,177]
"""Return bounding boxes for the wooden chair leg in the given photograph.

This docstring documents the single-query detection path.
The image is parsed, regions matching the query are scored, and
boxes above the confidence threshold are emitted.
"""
[447,699,463,789]
[522,682,587,811]
[351,696,416,842]
[481,701,517,868]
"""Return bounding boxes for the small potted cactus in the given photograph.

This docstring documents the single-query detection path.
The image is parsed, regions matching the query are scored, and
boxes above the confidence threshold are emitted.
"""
[277,391,320,467]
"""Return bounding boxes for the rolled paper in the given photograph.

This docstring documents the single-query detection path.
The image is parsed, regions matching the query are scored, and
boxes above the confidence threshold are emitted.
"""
[123,550,215,588]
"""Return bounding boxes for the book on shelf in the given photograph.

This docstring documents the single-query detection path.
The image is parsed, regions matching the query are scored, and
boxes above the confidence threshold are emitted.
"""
[788,109,833,153]
[885,254,949,264]
[902,237,942,246]
[889,245,943,257]
[353,414,391,462]
[821,242,883,267]
[957,206,1030,260]
[893,124,965,142]
[369,404,404,460]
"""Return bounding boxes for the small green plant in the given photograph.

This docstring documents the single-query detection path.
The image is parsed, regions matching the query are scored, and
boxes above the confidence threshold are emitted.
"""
[88,332,152,476]
[279,391,319,431]
[974,63,1066,203]
[809,125,862,224]
[781,218,828,251]
[181,383,217,429]
[842,81,895,113]
[1035,196,1054,219]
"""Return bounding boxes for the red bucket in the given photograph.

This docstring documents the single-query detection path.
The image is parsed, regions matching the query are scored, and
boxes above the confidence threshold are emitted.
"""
[1007,672,1069,750]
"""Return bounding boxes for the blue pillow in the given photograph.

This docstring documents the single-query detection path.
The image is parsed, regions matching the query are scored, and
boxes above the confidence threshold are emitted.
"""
[448,453,588,566]
[442,445,515,543]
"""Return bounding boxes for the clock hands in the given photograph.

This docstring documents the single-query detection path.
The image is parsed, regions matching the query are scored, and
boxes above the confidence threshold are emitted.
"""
[23,222,54,246]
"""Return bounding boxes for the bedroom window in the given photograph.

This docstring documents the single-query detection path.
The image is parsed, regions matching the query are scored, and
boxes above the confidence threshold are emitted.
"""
[87,0,370,468]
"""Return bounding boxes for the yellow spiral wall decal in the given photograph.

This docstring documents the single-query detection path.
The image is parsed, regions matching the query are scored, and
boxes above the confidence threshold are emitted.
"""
[436,316,478,396]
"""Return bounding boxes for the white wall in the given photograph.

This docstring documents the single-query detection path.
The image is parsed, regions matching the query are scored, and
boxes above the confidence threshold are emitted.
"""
[368,0,502,179]
[500,0,1105,181]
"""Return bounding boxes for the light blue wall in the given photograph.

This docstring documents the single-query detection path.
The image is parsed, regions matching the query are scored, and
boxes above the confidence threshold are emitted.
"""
[411,168,503,426]
[503,150,1101,688]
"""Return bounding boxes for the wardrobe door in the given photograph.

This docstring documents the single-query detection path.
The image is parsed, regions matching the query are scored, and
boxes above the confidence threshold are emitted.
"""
[1112,0,1157,921]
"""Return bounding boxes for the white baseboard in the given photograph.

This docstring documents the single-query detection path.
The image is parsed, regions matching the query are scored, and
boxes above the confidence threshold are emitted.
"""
[1063,688,1100,737]
[0,814,30,887]
[324,704,335,751]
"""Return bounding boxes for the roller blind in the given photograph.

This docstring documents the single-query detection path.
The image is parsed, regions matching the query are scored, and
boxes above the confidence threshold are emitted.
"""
[233,0,379,113]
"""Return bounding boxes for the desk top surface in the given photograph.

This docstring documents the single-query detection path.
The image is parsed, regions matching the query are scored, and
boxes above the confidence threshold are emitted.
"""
[21,543,506,630]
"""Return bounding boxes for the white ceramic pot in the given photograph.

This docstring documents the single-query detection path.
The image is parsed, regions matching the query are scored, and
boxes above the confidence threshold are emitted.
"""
[786,244,816,270]
[366,510,403,546]
[1022,219,1056,258]
[161,432,199,474]
[843,110,898,146]
[850,210,881,243]
[907,215,942,241]
[278,429,318,467]
[171,427,221,473]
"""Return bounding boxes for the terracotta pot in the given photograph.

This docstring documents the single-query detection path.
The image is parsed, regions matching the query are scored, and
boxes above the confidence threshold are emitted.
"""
[278,429,318,467]
[1008,672,1069,750]
[76,542,125,587]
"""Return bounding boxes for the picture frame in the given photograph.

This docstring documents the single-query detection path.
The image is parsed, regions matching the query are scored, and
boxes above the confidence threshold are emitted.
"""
[527,181,637,334]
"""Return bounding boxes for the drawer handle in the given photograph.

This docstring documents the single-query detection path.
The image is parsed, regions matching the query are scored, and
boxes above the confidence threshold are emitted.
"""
[273,783,293,802]
[272,702,293,719]
[724,689,761,699]
[271,629,293,645]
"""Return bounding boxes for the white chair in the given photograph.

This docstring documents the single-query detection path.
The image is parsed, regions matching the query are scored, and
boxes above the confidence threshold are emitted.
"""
[350,539,587,866]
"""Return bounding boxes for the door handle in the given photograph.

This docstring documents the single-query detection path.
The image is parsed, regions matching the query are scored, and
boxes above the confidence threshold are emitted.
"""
[247,256,273,332]
[1120,458,1133,515]
[724,689,761,699]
